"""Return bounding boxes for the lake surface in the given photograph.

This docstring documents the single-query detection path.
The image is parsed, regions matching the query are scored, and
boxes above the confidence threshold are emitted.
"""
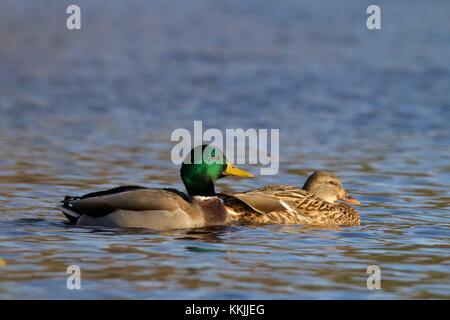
[0,0,449,299]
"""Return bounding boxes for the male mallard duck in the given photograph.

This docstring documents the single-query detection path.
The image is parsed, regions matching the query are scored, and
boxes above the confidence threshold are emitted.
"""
[221,171,361,226]
[59,145,253,230]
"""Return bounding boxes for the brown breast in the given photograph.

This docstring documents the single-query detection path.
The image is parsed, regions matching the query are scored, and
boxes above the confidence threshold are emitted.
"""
[194,197,228,227]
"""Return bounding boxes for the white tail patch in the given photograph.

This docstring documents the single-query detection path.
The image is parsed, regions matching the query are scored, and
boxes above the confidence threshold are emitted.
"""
[58,205,80,218]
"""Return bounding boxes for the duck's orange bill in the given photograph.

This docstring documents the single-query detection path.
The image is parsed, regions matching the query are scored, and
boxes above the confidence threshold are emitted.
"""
[340,194,361,205]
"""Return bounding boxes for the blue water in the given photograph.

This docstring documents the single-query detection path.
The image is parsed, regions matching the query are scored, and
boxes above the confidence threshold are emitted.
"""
[0,0,449,299]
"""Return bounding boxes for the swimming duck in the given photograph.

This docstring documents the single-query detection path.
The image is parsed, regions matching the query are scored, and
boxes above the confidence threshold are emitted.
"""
[221,171,361,226]
[59,145,253,230]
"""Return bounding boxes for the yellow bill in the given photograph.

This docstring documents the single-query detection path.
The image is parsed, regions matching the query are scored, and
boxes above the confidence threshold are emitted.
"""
[223,162,254,178]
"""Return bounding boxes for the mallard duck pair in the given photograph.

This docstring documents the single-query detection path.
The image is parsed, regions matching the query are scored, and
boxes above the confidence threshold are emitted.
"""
[59,145,360,230]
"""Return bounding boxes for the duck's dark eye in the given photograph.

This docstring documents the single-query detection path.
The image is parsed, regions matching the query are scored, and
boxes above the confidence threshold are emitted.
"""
[328,180,337,186]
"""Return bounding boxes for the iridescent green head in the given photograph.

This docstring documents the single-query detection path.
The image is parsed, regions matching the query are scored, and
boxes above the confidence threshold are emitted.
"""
[180,145,253,196]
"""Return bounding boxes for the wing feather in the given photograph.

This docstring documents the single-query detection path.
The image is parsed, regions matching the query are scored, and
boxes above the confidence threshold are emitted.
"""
[63,188,191,218]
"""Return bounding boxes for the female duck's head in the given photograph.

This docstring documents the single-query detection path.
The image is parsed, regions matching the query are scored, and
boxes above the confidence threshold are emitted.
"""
[180,145,253,196]
[302,171,360,205]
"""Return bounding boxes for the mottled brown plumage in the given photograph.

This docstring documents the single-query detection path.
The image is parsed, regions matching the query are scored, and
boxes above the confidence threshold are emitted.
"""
[221,172,361,227]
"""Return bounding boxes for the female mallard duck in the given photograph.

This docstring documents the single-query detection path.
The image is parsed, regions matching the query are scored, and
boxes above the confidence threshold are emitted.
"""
[221,171,361,226]
[59,145,253,230]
